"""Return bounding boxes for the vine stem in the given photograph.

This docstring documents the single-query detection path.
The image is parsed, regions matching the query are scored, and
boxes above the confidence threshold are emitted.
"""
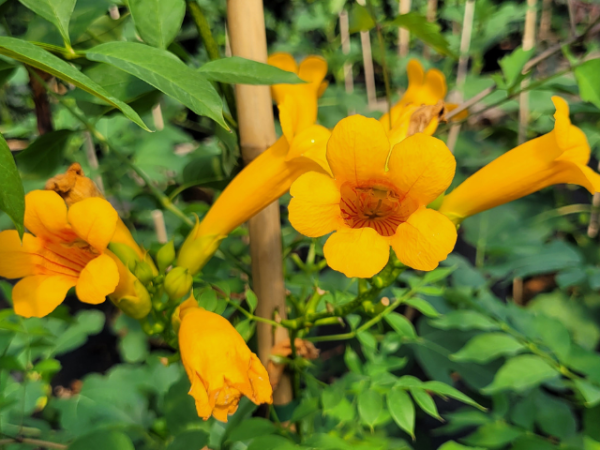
[30,71,194,228]
[222,298,283,329]
[0,438,66,449]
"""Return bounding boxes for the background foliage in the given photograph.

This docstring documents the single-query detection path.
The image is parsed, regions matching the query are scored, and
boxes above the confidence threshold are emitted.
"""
[1,0,600,449]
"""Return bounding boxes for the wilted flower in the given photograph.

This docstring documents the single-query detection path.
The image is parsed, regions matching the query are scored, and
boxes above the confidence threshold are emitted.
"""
[439,96,600,224]
[288,115,457,278]
[178,296,273,422]
[0,190,119,317]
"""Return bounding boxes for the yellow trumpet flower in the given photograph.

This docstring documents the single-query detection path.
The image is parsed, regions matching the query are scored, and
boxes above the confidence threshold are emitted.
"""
[0,191,120,317]
[439,96,600,224]
[288,115,457,278]
[178,295,272,422]
[177,54,331,274]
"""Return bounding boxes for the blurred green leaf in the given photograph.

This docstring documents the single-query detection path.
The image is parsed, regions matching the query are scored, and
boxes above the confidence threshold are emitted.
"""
[0,132,24,236]
[86,42,226,129]
[451,333,525,363]
[20,0,76,46]
[483,355,559,393]
[410,387,442,421]
[348,3,374,33]
[128,0,185,49]
[574,379,600,407]
[245,288,258,313]
[344,346,362,373]
[462,422,523,448]
[0,37,149,130]
[51,310,105,356]
[430,311,499,331]
[227,418,277,442]
[575,58,600,109]
[358,389,383,428]
[247,435,297,450]
[499,47,535,88]
[438,442,485,450]
[423,266,456,283]
[198,56,305,85]
[404,298,441,318]
[197,288,218,312]
[168,431,209,450]
[68,430,134,450]
[388,13,455,57]
[384,312,417,339]
[422,381,485,410]
[16,129,73,177]
[387,388,415,439]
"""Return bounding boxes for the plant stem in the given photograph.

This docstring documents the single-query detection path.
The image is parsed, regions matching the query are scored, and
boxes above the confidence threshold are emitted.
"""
[187,0,237,120]
[223,298,283,329]
[30,71,194,228]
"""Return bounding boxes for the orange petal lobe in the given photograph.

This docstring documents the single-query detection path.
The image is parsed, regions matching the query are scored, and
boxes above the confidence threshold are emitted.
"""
[13,275,76,318]
[76,254,119,304]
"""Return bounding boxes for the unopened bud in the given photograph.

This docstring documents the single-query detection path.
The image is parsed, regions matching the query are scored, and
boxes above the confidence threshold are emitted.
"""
[108,242,140,272]
[164,267,193,301]
[114,280,152,319]
[156,240,176,272]
[134,260,154,285]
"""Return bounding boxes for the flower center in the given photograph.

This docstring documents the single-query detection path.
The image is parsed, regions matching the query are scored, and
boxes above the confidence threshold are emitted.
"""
[340,182,413,237]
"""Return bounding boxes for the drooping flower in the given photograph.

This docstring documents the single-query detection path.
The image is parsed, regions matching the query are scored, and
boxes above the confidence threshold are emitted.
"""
[177,54,331,274]
[288,115,457,278]
[178,295,273,422]
[439,96,600,224]
[0,190,120,317]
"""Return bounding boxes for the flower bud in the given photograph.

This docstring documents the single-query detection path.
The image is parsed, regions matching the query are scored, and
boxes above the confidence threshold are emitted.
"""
[106,251,152,319]
[164,267,193,301]
[108,242,140,272]
[156,240,176,272]
[134,260,154,285]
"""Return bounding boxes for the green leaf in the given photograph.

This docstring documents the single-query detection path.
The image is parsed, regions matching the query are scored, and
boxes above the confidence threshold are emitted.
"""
[0,37,149,130]
[51,310,105,356]
[16,129,73,177]
[0,132,24,236]
[421,381,485,410]
[575,58,600,109]
[167,431,209,450]
[388,12,455,57]
[86,42,226,128]
[499,47,535,88]
[227,418,277,442]
[438,442,485,450]
[245,288,258,313]
[409,387,442,421]
[344,346,362,374]
[574,378,600,407]
[198,56,305,85]
[451,333,525,363]
[384,312,417,340]
[483,355,559,393]
[20,0,76,46]
[358,389,383,428]
[128,0,185,49]
[68,430,134,450]
[247,435,296,450]
[404,298,441,318]
[423,266,456,283]
[197,288,218,312]
[462,422,523,449]
[430,310,499,331]
[349,3,375,33]
[387,388,415,439]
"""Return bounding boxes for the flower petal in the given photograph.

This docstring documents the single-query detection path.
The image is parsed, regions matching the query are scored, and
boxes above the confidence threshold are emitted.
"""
[24,190,75,242]
[76,253,119,304]
[392,207,457,271]
[0,231,41,279]
[190,373,212,420]
[323,227,390,278]
[388,133,455,206]
[298,55,328,89]
[68,197,118,251]
[286,124,332,175]
[249,353,273,405]
[12,275,76,318]
[268,52,299,105]
[326,115,390,184]
[289,172,342,237]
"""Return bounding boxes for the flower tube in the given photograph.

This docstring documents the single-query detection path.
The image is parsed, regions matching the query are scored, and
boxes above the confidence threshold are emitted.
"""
[0,191,120,317]
[288,115,457,278]
[439,96,600,224]
[178,295,272,422]
[177,54,331,274]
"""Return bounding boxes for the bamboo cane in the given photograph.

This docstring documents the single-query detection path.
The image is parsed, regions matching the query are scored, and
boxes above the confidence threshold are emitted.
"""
[339,10,354,95]
[518,0,537,145]
[446,0,475,153]
[423,0,438,58]
[226,0,293,407]
[356,0,377,107]
[398,0,411,57]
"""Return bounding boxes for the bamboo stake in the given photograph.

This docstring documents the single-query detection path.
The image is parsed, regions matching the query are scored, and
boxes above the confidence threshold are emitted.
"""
[539,0,552,42]
[446,0,475,153]
[356,0,377,107]
[226,0,293,407]
[339,10,354,95]
[152,209,168,244]
[398,0,411,57]
[518,0,537,145]
[423,0,438,58]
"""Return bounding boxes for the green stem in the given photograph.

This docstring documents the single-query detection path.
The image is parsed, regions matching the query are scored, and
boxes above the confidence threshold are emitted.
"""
[223,298,283,328]
[30,71,194,228]
[186,0,237,120]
